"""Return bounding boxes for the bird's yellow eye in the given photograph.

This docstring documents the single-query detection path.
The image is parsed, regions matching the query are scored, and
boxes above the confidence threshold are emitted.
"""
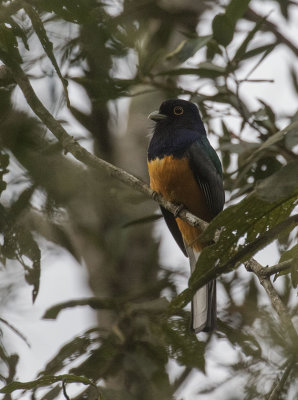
[173,106,184,116]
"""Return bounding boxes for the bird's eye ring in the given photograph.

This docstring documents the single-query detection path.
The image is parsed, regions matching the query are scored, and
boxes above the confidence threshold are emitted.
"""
[173,106,184,116]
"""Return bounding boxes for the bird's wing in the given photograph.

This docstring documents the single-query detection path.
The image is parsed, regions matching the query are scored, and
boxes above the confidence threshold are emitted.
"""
[160,206,187,256]
[186,138,225,218]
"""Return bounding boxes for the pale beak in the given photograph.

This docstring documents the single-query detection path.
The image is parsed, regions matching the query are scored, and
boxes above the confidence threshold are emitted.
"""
[148,110,168,121]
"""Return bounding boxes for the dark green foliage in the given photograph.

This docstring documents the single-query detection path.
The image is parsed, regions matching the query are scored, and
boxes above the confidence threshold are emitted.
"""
[0,186,41,301]
[0,151,9,195]
[193,163,298,279]
[165,35,213,63]
[0,23,22,62]
[0,374,96,394]
[212,0,251,46]
[277,244,298,288]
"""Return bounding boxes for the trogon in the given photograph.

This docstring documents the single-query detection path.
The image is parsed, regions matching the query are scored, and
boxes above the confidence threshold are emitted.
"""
[147,99,225,333]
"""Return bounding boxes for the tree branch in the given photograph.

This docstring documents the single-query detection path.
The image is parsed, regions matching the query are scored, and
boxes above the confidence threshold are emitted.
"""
[244,258,297,344]
[268,356,296,400]
[245,7,298,57]
[0,55,208,232]
[262,259,294,277]
[1,54,297,351]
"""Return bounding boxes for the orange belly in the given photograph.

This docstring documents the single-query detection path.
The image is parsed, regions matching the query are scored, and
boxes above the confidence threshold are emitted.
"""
[148,155,211,250]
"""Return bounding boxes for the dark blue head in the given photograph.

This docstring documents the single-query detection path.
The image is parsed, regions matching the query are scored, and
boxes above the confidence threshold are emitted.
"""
[149,99,206,131]
[148,99,207,160]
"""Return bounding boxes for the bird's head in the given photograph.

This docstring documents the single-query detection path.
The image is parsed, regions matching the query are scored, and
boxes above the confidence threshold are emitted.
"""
[148,99,206,133]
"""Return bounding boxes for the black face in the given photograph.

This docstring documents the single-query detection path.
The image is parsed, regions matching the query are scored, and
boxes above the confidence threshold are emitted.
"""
[159,99,200,121]
[150,99,204,131]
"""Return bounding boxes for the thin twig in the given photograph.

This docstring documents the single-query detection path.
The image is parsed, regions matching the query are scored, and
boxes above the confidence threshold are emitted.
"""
[172,367,192,394]
[1,52,297,355]
[261,259,294,277]
[0,55,208,232]
[62,380,71,400]
[245,7,298,57]
[244,258,297,344]
[0,318,31,348]
[268,356,296,400]
[238,79,274,83]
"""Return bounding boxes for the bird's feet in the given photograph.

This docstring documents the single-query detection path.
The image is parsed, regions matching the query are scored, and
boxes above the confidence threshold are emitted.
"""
[173,203,184,218]
[151,190,159,201]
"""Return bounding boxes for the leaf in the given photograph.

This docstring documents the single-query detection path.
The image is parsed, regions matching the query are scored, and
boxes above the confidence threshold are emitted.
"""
[0,152,9,170]
[127,298,169,314]
[276,0,291,19]
[18,229,41,302]
[42,329,97,376]
[7,186,35,221]
[0,374,96,394]
[8,17,29,50]
[226,0,251,22]
[0,186,41,302]
[241,43,276,61]
[206,38,223,60]
[285,111,298,149]
[162,315,206,372]
[157,63,226,78]
[165,35,212,63]
[212,14,234,47]
[277,245,298,288]
[232,16,269,62]
[0,23,22,62]
[34,0,90,24]
[43,297,117,319]
[212,0,251,46]
[0,151,9,196]
[258,99,276,124]
[255,160,298,202]
[0,317,30,348]
[189,164,298,293]
[24,5,70,107]
[217,319,261,358]
[251,119,298,157]
[290,67,298,94]
[70,335,121,380]
[122,214,162,228]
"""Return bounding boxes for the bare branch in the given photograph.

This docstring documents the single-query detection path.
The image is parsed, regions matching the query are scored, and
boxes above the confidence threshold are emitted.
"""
[262,259,294,277]
[172,367,192,394]
[1,50,297,354]
[244,258,297,344]
[0,54,208,232]
[62,381,70,400]
[245,7,298,57]
[268,356,296,400]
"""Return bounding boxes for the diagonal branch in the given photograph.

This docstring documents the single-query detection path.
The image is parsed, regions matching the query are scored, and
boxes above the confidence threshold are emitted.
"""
[268,356,296,400]
[0,58,207,232]
[170,214,298,311]
[244,258,297,344]
[262,259,294,277]
[245,7,298,57]
[1,58,297,350]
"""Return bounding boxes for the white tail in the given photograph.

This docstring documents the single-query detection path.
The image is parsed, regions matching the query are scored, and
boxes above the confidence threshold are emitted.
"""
[186,246,216,333]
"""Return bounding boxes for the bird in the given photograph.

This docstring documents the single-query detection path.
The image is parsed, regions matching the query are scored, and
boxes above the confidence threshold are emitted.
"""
[147,99,225,333]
